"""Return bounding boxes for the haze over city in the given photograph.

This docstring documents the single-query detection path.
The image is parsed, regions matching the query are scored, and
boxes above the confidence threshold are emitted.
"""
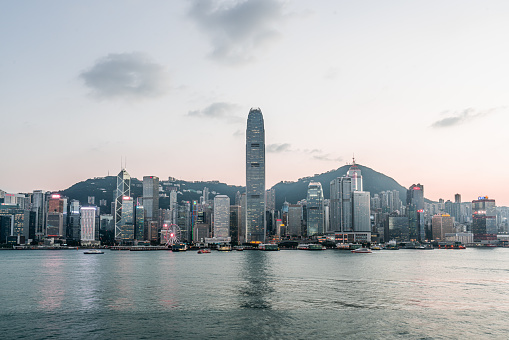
[2,1,508,205]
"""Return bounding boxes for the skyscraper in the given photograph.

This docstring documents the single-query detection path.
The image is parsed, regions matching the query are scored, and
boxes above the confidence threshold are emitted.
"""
[143,176,159,231]
[407,184,424,211]
[347,159,363,191]
[114,168,131,241]
[330,176,353,232]
[306,182,324,236]
[213,195,230,238]
[245,108,266,243]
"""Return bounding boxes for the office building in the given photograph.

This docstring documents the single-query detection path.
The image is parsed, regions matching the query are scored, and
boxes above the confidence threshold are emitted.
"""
[306,182,324,236]
[213,195,230,238]
[114,168,131,241]
[245,107,266,243]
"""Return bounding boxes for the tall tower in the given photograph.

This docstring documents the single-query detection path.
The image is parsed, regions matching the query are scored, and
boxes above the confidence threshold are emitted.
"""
[407,184,424,211]
[245,107,266,243]
[114,168,131,241]
[306,182,324,236]
[347,158,363,191]
[143,176,160,222]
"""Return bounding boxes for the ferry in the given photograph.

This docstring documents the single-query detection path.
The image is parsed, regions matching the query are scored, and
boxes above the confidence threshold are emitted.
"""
[171,243,188,252]
[298,244,326,250]
[351,247,372,254]
[259,244,279,251]
[217,245,232,251]
[83,249,104,254]
[234,246,245,251]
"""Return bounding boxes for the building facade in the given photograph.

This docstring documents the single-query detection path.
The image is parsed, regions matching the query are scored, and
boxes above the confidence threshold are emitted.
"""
[245,108,266,243]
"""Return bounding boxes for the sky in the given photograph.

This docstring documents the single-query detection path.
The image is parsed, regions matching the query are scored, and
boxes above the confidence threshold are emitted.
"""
[1,0,508,205]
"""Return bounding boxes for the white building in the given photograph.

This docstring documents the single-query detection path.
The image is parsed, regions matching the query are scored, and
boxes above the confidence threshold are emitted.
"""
[80,207,97,241]
[213,195,230,238]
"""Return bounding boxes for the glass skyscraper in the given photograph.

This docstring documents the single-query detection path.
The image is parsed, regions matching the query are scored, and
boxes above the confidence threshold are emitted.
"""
[245,108,266,243]
[306,182,324,236]
[114,168,131,241]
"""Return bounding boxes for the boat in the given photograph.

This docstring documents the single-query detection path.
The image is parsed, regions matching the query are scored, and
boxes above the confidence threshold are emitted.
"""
[351,247,372,254]
[234,246,244,251]
[171,243,188,252]
[197,249,211,254]
[83,249,104,254]
[217,245,232,251]
[259,244,279,251]
[298,244,326,250]
[371,245,382,250]
[308,244,326,250]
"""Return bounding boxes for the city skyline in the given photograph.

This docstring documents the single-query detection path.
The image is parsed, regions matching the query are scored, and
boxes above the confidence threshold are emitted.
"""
[2,1,509,205]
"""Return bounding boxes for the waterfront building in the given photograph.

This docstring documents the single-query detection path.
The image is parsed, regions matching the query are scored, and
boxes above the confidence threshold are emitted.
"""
[431,214,454,241]
[472,196,497,243]
[385,215,409,242]
[352,191,370,232]
[230,205,242,244]
[135,205,144,240]
[68,200,81,241]
[330,176,353,232]
[407,184,424,211]
[142,175,159,224]
[306,182,324,236]
[213,195,230,238]
[120,196,134,243]
[287,204,303,237]
[80,207,97,242]
[32,190,47,240]
[245,107,266,243]
[114,168,131,241]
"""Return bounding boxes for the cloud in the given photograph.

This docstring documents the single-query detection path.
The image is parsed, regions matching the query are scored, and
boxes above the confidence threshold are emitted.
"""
[188,102,243,123]
[266,143,291,153]
[301,148,342,162]
[312,154,343,162]
[188,0,285,64]
[80,52,169,99]
[431,107,503,128]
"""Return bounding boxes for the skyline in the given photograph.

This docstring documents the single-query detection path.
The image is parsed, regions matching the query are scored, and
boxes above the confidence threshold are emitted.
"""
[2,1,509,205]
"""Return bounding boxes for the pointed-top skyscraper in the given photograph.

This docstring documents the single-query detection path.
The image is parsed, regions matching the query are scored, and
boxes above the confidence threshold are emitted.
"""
[115,168,131,241]
[347,157,363,191]
[245,108,266,243]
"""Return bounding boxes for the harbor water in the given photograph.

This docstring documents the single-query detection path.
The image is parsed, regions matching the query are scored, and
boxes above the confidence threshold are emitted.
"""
[1,248,509,339]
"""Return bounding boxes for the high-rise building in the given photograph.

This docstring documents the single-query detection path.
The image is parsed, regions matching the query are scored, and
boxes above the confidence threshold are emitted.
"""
[330,177,353,232]
[143,176,159,222]
[352,191,370,232]
[114,168,131,241]
[80,207,97,241]
[306,182,324,236]
[245,108,266,243]
[287,204,303,237]
[32,190,47,240]
[68,200,81,241]
[472,196,497,242]
[432,214,454,241]
[347,159,363,191]
[407,184,424,211]
[213,195,230,238]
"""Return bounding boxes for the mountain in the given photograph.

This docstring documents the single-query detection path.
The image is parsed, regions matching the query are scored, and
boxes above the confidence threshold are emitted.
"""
[59,164,408,212]
[272,164,407,208]
[59,176,244,214]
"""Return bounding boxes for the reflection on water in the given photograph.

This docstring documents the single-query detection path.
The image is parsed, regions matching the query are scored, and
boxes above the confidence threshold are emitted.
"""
[2,249,509,338]
[238,251,273,309]
[39,253,65,311]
